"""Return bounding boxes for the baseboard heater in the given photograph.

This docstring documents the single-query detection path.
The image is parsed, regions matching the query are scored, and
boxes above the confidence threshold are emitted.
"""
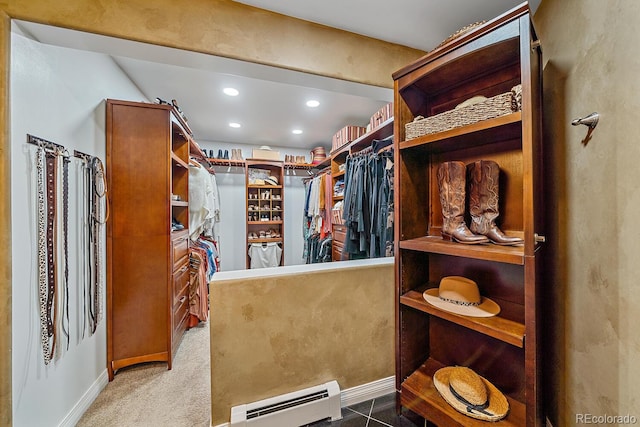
[230,380,341,426]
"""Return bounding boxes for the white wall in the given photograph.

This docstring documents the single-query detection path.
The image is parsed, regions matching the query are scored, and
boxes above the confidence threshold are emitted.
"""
[10,29,147,426]
[196,141,321,271]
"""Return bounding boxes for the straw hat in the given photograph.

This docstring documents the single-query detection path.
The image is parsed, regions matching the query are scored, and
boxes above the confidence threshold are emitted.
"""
[433,366,509,422]
[423,276,500,317]
[265,175,279,186]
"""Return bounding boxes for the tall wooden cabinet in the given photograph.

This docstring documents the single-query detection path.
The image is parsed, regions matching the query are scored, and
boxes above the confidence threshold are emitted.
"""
[106,99,191,380]
[392,4,544,427]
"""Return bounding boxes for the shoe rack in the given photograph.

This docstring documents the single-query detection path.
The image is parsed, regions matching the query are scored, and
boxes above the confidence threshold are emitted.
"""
[245,159,285,268]
[392,4,544,427]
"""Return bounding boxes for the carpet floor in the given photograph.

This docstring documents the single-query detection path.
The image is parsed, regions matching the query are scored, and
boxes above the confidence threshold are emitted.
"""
[77,322,211,427]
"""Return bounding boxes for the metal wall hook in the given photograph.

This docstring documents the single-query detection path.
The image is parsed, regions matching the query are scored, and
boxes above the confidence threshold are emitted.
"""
[571,112,599,129]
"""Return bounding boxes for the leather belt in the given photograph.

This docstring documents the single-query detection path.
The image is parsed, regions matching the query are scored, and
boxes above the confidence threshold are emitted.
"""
[61,152,70,350]
[45,152,57,355]
[36,148,52,364]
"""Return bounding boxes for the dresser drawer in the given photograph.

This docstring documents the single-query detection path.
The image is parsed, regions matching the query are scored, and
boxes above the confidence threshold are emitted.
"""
[332,240,349,261]
[171,232,189,268]
[172,261,190,305]
[333,224,347,244]
[172,287,189,336]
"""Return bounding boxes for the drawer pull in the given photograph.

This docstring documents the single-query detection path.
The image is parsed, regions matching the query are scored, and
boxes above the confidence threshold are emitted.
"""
[179,265,188,273]
[179,296,187,303]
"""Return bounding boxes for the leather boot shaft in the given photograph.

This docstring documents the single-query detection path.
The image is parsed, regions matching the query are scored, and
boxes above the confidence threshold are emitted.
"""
[437,161,488,244]
[468,160,523,246]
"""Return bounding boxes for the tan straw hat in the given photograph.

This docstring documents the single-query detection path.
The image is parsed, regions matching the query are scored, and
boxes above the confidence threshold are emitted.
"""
[423,276,500,317]
[433,366,509,422]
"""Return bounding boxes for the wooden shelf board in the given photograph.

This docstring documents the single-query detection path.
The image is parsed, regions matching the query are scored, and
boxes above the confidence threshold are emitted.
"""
[247,184,283,189]
[248,221,283,225]
[171,200,188,207]
[171,152,189,168]
[248,238,283,244]
[332,170,346,178]
[401,358,526,427]
[400,289,524,348]
[333,195,344,201]
[207,158,246,167]
[399,236,524,265]
[399,112,521,152]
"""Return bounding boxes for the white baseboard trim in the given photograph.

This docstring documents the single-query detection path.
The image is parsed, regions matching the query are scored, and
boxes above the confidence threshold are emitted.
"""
[59,369,109,427]
[210,376,396,427]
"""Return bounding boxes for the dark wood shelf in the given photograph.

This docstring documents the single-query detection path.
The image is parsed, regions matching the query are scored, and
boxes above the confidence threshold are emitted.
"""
[399,112,522,153]
[248,221,283,225]
[333,195,344,201]
[171,200,188,207]
[400,288,524,348]
[332,170,346,178]
[399,235,524,265]
[401,358,526,427]
[247,184,283,189]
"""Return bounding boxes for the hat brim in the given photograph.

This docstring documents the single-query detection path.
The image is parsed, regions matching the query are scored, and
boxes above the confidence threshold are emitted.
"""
[423,288,500,317]
[433,367,509,422]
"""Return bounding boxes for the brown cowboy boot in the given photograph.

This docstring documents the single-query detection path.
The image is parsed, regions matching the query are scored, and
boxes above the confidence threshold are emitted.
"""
[468,160,524,246]
[437,161,489,244]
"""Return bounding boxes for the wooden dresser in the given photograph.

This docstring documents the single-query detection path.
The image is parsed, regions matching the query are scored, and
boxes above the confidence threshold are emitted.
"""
[106,99,191,380]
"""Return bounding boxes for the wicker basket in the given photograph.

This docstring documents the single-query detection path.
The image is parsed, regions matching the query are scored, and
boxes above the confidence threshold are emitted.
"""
[405,84,522,140]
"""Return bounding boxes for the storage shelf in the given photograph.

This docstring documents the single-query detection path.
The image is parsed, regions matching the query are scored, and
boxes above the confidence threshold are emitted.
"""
[399,236,524,265]
[333,195,344,201]
[332,170,346,178]
[207,158,246,167]
[248,221,283,225]
[171,200,188,207]
[399,112,521,153]
[401,358,526,427]
[400,288,524,348]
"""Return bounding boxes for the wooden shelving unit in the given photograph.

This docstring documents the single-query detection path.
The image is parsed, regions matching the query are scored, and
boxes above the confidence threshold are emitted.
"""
[392,3,544,426]
[245,159,285,268]
[106,99,192,380]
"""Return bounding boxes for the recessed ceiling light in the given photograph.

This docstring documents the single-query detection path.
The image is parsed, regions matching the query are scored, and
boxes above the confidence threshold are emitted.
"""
[306,100,320,108]
[292,129,303,135]
[229,122,241,128]
[223,87,239,96]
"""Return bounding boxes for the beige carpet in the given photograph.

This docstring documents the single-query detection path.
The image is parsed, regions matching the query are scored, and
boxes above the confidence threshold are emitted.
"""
[77,322,211,427]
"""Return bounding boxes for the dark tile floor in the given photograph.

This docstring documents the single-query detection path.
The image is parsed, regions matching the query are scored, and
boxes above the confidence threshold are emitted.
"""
[305,393,420,427]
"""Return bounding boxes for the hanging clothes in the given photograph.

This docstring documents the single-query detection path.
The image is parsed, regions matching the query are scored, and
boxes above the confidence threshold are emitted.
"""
[303,172,331,263]
[248,242,283,268]
[342,143,394,259]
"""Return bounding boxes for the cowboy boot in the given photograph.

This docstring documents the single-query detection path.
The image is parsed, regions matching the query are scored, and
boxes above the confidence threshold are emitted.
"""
[468,160,524,245]
[437,161,489,244]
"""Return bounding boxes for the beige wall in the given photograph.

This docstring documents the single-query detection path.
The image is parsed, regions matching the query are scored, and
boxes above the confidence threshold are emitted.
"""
[535,1,640,425]
[0,1,424,425]
[209,261,395,425]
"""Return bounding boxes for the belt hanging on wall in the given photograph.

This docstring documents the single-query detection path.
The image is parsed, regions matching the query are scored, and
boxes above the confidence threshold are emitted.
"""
[29,134,71,363]
[75,149,109,337]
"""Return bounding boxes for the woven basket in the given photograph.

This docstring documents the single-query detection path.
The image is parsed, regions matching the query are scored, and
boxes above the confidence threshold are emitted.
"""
[405,84,522,140]
[436,21,486,49]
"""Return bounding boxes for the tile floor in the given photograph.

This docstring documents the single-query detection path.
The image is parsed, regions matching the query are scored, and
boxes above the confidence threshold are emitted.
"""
[305,393,420,427]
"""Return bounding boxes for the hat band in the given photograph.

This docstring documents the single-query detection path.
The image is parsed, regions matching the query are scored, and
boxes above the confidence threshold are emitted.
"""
[439,296,481,307]
[449,384,493,416]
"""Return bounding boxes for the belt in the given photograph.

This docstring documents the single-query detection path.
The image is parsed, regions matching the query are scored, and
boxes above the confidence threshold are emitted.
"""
[36,148,52,364]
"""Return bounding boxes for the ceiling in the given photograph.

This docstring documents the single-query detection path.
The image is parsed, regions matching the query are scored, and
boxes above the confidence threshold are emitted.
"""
[14,0,540,152]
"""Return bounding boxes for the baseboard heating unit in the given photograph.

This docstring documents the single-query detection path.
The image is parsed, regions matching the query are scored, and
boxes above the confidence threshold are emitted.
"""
[230,380,341,426]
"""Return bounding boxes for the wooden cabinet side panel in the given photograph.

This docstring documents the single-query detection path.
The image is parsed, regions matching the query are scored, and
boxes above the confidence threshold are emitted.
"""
[110,235,169,361]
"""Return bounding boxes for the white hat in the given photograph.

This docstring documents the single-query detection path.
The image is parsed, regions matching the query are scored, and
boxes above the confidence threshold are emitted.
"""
[423,276,500,317]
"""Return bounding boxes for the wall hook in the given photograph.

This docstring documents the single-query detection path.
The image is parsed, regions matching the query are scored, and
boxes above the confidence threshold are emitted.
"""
[572,112,599,145]
[571,112,599,129]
